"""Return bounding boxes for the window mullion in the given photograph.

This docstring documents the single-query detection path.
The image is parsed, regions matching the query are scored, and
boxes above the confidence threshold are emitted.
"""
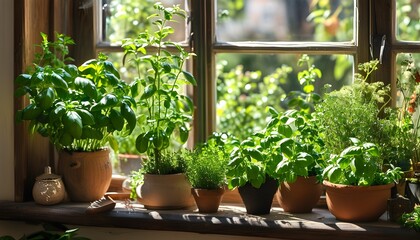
[191,0,214,144]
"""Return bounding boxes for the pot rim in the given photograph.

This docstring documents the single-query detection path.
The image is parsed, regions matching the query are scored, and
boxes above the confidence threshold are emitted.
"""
[323,180,395,190]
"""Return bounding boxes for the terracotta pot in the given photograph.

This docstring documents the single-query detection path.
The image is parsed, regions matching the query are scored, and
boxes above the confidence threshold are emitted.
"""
[58,149,112,202]
[137,173,195,210]
[191,188,225,213]
[238,177,279,215]
[277,176,322,213]
[323,180,394,222]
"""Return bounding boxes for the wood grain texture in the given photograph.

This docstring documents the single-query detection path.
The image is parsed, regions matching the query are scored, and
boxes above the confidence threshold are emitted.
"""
[0,201,416,239]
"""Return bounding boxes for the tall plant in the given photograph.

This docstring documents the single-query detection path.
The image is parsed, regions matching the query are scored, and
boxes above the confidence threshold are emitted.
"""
[122,3,196,170]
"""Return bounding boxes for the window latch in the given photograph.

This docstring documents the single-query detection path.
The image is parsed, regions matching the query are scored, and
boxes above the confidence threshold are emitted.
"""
[370,35,386,64]
[379,35,386,64]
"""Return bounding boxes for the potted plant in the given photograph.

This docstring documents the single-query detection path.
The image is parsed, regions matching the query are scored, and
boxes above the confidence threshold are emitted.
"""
[15,33,137,202]
[264,109,324,213]
[226,131,279,215]
[123,3,197,209]
[185,137,228,213]
[322,138,402,222]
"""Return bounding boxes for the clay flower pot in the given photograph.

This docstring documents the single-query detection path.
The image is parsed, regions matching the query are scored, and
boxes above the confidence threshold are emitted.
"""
[277,176,322,213]
[323,180,394,222]
[191,188,225,213]
[238,177,279,215]
[137,173,195,210]
[58,149,112,202]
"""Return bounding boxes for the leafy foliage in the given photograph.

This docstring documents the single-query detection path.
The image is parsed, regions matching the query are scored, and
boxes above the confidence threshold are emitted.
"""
[216,62,290,140]
[315,60,390,155]
[264,109,323,183]
[122,3,196,167]
[0,226,89,240]
[185,138,228,189]
[322,138,402,186]
[401,206,420,232]
[15,33,136,152]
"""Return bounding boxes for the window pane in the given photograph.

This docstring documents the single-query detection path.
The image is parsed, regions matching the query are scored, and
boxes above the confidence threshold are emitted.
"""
[396,53,420,108]
[396,0,420,41]
[215,54,353,139]
[216,0,354,42]
[101,0,187,44]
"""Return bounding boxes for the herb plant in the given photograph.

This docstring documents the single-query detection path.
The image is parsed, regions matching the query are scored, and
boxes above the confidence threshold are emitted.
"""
[15,33,136,152]
[122,3,196,169]
[401,206,420,232]
[185,139,228,189]
[264,108,323,183]
[315,60,390,155]
[322,138,402,186]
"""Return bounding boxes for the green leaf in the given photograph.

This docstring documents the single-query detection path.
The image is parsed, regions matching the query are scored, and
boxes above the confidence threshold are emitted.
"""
[15,73,32,86]
[244,148,264,161]
[59,132,73,146]
[91,94,118,111]
[136,133,149,153]
[63,111,83,139]
[74,77,97,99]
[278,124,293,137]
[51,72,68,89]
[182,70,197,85]
[179,125,189,143]
[105,72,119,85]
[327,167,342,183]
[120,102,136,134]
[267,106,279,116]
[36,87,55,109]
[141,84,157,100]
[109,109,124,131]
[21,104,42,120]
[228,156,242,166]
[76,109,95,125]
[103,60,120,79]
[81,126,104,140]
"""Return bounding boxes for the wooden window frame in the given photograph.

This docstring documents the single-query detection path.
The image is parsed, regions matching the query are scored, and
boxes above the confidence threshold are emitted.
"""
[14,0,418,202]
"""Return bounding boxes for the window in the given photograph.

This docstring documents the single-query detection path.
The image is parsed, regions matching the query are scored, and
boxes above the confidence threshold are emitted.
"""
[13,0,420,200]
[95,0,364,144]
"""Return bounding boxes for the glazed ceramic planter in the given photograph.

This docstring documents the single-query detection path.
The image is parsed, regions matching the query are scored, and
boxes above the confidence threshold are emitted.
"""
[137,173,195,210]
[238,177,279,215]
[277,176,322,213]
[191,188,225,213]
[323,180,394,222]
[58,149,112,202]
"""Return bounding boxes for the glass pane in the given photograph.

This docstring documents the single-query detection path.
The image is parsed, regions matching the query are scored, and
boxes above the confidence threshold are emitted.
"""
[215,54,354,140]
[216,0,354,42]
[101,0,187,44]
[396,0,420,41]
[396,53,420,108]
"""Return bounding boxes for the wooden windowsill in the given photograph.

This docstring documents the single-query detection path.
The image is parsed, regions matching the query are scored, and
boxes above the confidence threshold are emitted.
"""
[0,201,416,239]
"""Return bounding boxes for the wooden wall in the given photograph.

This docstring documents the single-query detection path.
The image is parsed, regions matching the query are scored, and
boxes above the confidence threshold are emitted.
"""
[14,0,95,201]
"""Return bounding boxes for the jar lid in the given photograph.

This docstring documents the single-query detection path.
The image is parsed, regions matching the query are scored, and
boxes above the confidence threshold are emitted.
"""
[36,166,61,180]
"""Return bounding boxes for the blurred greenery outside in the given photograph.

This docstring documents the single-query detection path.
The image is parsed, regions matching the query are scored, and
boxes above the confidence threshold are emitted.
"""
[99,0,420,172]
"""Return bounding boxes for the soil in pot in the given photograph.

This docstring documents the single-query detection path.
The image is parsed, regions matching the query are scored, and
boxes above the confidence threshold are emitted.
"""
[191,188,225,213]
[58,149,112,202]
[277,176,322,213]
[137,173,195,210]
[323,180,394,222]
[238,177,279,215]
